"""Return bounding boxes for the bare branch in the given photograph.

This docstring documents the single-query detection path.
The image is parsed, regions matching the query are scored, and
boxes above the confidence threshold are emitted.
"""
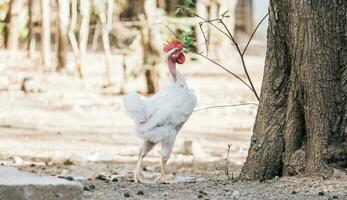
[193,103,258,113]
[193,13,260,100]
[217,19,260,100]
[242,12,269,56]
[193,52,253,91]
[198,22,209,56]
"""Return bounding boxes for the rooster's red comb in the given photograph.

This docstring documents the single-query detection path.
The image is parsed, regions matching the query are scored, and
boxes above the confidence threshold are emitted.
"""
[163,40,184,52]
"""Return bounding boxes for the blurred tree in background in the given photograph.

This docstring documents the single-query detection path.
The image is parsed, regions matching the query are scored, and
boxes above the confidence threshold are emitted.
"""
[0,0,255,94]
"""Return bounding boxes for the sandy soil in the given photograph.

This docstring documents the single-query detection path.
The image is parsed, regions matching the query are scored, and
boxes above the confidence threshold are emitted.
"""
[16,161,347,200]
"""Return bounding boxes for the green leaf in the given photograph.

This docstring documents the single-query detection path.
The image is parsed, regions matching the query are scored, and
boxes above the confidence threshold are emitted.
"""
[184,0,195,7]
[175,7,183,14]
[177,30,196,51]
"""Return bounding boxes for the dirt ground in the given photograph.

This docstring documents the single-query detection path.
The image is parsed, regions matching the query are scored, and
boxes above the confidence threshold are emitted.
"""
[0,48,346,199]
[16,161,347,200]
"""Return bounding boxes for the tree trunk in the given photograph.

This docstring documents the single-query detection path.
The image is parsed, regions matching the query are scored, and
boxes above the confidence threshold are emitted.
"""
[28,0,35,58]
[139,0,161,94]
[77,0,91,78]
[56,0,70,72]
[99,0,114,85]
[41,0,51,69]
[5,0,24,50]
[240,0,347,181]
[68,0,81,77]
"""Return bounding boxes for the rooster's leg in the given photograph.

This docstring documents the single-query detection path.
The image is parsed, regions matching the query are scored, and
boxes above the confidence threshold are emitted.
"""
[134,140,155,183]
[134,149,144,183]
[156,141,174,183]
[156,156,168,183]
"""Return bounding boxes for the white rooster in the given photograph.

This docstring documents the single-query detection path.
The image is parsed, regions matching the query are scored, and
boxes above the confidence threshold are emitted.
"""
[123,40,197,183]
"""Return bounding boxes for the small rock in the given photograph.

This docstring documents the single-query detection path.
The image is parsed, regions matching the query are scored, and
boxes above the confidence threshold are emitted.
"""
[231,190,241,200]
[137,191,144,195]
[198,194,204,198]
[63,159,74,165]
[332,195,338,199]
[71,176,86,182]
[96,174,108,181]
[112,178,118,182]
[291,191,297,194]
[83,186,90,191]
[124,192,130,197]
[319,191,324,196]
[66,176,74,181]
[176,176,197,183]
[89,184,96,190]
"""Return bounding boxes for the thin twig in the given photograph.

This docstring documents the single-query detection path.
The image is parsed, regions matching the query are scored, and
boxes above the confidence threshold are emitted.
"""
[225,144,232,180]
[195,15,232,41]
[242,12,269,56]
[198,22,209,56]
[194,14,260,100]
[193,103,258,113]
[193,52,253,91]
[217,19,260,100]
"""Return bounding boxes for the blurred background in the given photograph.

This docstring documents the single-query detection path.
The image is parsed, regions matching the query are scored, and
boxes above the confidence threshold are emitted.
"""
[0,0,268,175]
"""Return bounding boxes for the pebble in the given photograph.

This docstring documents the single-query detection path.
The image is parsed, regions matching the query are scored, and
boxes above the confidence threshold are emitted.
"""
[176,176,197,183]
[291,191,297,194]
[124,192,130,197]
[96,174,108,181]
[137,191,144,195]
[332,195,338,199]
[112,178,118,182]
[89,184,96,190]
[319,191,324,196]
[198,194,204,198]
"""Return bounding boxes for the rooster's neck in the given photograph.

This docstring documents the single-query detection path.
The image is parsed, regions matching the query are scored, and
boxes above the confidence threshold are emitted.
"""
[168,60,177,81]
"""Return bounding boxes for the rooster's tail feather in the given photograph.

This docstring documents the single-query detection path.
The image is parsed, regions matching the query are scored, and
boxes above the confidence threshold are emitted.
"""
[123,92,146,124]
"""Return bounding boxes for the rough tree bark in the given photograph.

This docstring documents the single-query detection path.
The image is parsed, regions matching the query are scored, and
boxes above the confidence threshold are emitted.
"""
[56,0,70,72]
[41,0,51,69]
[240,0,347,181]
